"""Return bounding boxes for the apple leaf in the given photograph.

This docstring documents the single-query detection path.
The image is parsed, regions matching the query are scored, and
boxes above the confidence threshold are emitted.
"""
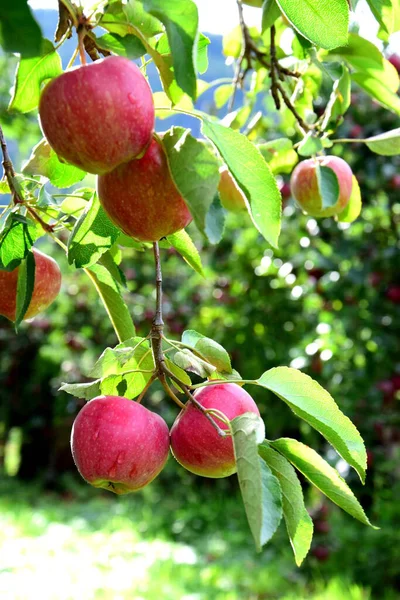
[9,39,62,113]
[276,0,349,50]
[271,438,377,528]
[297,135,324,157]
[95,32,146,59]
[23,139,86,188]
[59,379,102,401]
[173,348,216,378]
[0,0,43,57]
[0,178,10,194]
[352,72,400,116]
[365,128,400,156]
[181,330,232,373]
[256,367,367,482]
[205,194,226,244]
[165,358,192,389]
[68,194,121,269]
[366,0,398,36]
[87,264,135,343]
[231,413,282,552]
[143,0,199,100]
[259,442,313,566]
[202,119,281,248]
[338,176,362,223]
[162,127,220,239]
[167,229,205,277]
[15,250,35,328]
[257,138,298,175]
[316,164,340,209]
[0,214,41,271]
[262,0,281,32]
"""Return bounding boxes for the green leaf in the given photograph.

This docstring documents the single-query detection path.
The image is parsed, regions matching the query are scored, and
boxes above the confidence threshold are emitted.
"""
[95,32,146,59]
[15,250,35,327]
[98,250,127,288]
[195,338,232,373]
[205,194,226,244]
[256,367,367,482]
[0,215,41,271]
[23,139,86,187]
[257,138,298,175]
[202,119,281,248]
[338,176,362,223]
[87,264,135,343]
[173,348,216,378]
[365,128,400,155]
[165,357,192,388]
[276,0,349,49]
[352,72,400,116]
[162,127,220,238]
[181,329,204,347]
[321,66,351,131]
[231,413,282,552]
[68,194,121,269]
[122,0,163,37]
[0,178,10,194]
[259,442,313,566]
[9,39,62,113]
[316,164,340,209]
[297,134,324,157]
[60,196,89,217]
[0,0,43,58]
[262,0,281,32]
[271,438,377,528]
[366,0,397,35]
[143,0,199,100]
[167,230,205,277]
[59,380,102,400]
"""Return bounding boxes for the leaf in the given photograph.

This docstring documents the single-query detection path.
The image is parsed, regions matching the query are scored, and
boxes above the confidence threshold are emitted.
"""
[366,0,397,35]
[165,357,192,388]
[87,264,135,343]
[9,39,62,113]
[162,127,220,238]
[231,413,282,552]
[122,0,163,37]
[0,215,41,271]
[257,138,298,175]
[173,348,216,378]
[143,0,199,100]
[338,176,362,223]
[276,0,349,50]
[271,438,377,528]
[195,338,232,373]
[352,72,400,116]
[167,229,205,277]
[23,139,86,187]
[205,194,226,245]
[256,367,367,482]
[0,0,43,57]
[59,380,102,400]
[320,65,351,131]
[297,135,324,157]
[95,32,146,59]
[315,164,340,210]
[0,178,10,194]
[365,128,400,156]
[202,119,281,248]
[68,194,121,269]
[181,330,204,347]
[259,442,313,566]
[15,250,35,327]
[98,250,127,288]
[262,0,281,32]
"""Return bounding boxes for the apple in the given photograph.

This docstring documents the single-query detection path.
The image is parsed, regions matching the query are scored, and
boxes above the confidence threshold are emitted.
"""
[290,156,353,217]
[71,395,170,494]
[170,383,260,478]
[39,56,154,175]
[388,54,400,74]
[387,285,400,304]
[0,248,61,322]
[97,137,192,241]
[218,167,247,212]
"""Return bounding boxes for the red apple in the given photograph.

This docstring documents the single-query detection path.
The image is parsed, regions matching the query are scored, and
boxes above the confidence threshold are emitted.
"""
[0,249,61,322]
[218,167,247,212]
[71,395,170,494]
[97,137,192,241]
[390,175,400,190]
[170,383,260,478]
[290,156,353,217]
[39,56,154,174]
[388,54,400,74]
[387,285,400,304]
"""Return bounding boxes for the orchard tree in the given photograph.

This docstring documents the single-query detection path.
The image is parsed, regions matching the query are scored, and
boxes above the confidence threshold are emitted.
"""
[1,0,399,565]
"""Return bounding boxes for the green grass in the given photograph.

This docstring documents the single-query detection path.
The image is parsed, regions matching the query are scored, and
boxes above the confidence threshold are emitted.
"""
[0,476,376,599]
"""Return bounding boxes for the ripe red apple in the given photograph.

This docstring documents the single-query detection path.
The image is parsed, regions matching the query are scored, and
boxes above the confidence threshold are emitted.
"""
[39,56,154,174]
[218,167,247,213]
[290,156,353,217]
[170,383,260,478]
[0,249,61,322]
[387,285,400,304]
[388,54,400,74]
[97,137,192,241]
[71,396,170,494]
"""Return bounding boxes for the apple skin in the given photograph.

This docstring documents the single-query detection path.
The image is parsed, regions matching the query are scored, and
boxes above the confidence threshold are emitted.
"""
[170,383,260,478]
[290,156,353,217]
[39,56,154,175]
[71,396,170,494]
[0,249,61,322]
[218,167,247,212]
[97,138,192,241]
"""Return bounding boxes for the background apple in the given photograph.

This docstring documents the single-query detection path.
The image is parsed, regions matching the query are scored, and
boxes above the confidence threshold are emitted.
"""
[71,395,170,494]
[218,167,247,212]
[0,248,61,321]
[97,137,192,241]
[170,383,260,478]
[290,155,353,217]
[39,56,154,174]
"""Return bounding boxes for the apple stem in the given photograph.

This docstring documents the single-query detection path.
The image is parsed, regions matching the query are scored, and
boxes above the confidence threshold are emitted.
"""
[78,28,87,65]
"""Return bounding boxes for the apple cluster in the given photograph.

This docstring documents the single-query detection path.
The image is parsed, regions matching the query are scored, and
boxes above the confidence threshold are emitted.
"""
[70,383,260,493]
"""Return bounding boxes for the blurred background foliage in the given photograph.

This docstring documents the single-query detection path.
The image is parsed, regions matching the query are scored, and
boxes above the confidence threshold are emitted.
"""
[1,20,400,600]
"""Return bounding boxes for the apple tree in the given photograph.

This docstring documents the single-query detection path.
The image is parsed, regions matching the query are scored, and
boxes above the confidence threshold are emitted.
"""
[1,0,400,564]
